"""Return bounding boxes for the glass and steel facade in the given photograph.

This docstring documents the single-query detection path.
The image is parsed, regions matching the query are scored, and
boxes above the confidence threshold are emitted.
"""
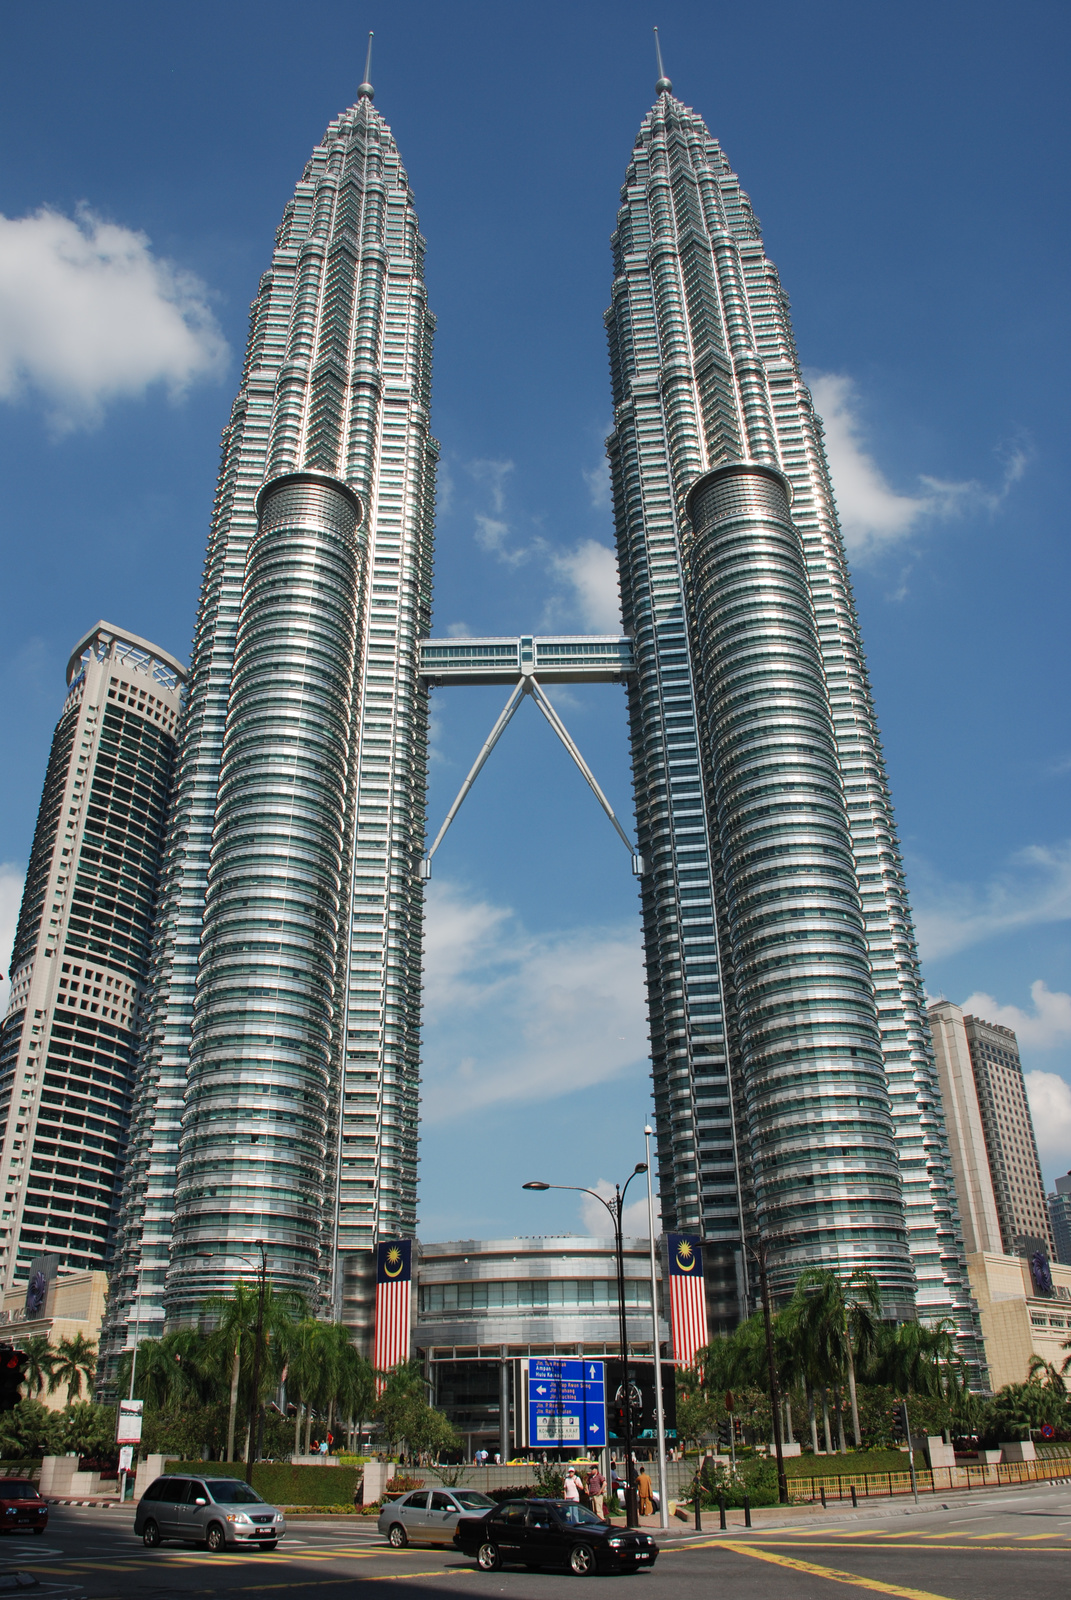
[607,81,982,1360]
[0,625,185,1288]
[102,80,436,1354]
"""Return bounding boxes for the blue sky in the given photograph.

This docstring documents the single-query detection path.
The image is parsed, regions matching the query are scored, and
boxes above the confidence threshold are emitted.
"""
[1,0,1069,1241]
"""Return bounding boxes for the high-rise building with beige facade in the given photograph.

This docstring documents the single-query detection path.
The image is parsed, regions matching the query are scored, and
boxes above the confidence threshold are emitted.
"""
[928,1001,1003,1256]
[0,624,185,1289]
[929,1000,1052,1258]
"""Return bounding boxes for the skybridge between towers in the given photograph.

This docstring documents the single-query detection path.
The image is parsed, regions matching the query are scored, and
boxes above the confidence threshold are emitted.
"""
[416,633,644,880]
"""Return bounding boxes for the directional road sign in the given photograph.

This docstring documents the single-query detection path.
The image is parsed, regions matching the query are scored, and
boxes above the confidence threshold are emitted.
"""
[528,1358,606,1448]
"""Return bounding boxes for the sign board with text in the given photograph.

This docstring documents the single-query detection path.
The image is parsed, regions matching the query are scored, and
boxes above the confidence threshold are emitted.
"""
[526,1358,606,1449]
[116,1398,143,1444]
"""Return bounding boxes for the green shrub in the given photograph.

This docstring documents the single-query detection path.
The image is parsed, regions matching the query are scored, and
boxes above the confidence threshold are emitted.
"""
[166,1461,360,1508]
[695,1457,778,1508]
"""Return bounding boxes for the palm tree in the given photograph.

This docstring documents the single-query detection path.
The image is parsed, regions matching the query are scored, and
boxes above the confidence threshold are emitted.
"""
[870,1318,955,1399]
[18,1335,55,1399]
[338,1341,376,1454]
[789,1268,881,1450]
[116,1328,214,1409]
[203,1280,262,1462]
[203,1280,303,1462]
[49,1334,96,1401]
[282,1317,330,1457]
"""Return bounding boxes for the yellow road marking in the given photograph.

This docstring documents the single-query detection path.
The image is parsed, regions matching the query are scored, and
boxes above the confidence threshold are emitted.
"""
[719,1540,959,1599]
[736,1541,1071,1554]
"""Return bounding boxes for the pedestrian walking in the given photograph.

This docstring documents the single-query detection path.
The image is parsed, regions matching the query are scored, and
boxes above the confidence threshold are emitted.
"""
[563,1468,581,1502]
[585,1465,606,1519]
[636,1466,653,1517]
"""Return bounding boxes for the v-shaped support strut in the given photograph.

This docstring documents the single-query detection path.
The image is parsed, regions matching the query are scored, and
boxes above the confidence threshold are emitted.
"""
[420,677,644,879]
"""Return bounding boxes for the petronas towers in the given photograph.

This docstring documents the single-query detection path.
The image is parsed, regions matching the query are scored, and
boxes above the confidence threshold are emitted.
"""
[101,60,983,1373]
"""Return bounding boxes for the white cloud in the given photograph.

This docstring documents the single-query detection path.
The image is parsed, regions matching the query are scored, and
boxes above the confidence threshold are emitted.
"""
[467,458,514,513]
[809,372,1027,561]
[548,540,622,633]
[435,462,456,517]
[958,981,1071,1051]
[445,621,473,639]
[420,880,647,1122]
[1025,1071,1071,1172]
[474,513,516,557]
[579,1179,657,1240]
[0,206,227,429]
[583,458,612,510]
[913,841,1071,961]
[0,865,25,1015]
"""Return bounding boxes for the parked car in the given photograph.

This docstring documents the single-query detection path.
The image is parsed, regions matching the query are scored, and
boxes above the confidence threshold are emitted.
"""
[0,1481,47,1534]
[454,1498,659,1575]
[379,1488,496,1547]
[134,1475,286,1551]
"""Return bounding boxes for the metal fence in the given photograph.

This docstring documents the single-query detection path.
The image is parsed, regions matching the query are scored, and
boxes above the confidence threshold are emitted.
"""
[788,1456,1071,1503]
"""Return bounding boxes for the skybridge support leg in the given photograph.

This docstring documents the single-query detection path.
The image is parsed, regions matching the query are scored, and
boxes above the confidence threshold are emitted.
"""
[420,679,527,878]
[526,677,644,874]
[420,676,645,879]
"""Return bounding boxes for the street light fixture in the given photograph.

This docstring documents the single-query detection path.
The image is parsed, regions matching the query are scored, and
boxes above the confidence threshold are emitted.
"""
[197,1244,269,1485]
[523,1164,648,1528]
[748,1238,788,1506]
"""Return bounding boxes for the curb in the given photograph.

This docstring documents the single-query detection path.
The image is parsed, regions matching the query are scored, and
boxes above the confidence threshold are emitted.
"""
[650,1475,1071,1540]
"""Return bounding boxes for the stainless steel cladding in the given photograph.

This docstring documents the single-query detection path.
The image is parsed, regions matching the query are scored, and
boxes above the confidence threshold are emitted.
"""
[686,464,912,1308]
[167,474,364,1307]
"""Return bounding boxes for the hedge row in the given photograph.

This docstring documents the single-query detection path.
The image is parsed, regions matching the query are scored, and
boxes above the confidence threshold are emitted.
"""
[165,1461,360,1508]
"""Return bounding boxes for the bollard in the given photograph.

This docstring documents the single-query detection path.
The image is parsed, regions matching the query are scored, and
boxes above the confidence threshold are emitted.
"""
[850,1486,858,1509]
[695,1492,703,1532]
[743,1495,751,1529]
[719,1494,727,1530]
[820,1487,826,1509]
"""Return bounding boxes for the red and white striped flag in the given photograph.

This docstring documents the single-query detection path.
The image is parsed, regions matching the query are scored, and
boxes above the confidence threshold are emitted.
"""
[373,1239,413,1379]
[667,1233,708,1369]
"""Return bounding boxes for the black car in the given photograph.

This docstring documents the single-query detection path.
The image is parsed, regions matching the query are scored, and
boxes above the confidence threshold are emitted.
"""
[455,1498,658,1576]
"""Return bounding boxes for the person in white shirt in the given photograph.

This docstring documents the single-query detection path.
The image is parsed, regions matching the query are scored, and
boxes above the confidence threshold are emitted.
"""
[563,1468,581,1502]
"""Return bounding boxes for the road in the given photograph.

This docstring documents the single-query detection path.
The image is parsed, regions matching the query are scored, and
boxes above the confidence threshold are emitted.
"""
[7,1484,1071,1600]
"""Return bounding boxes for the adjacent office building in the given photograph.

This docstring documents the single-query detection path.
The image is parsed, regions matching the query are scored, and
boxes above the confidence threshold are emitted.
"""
[928,1001,1004,1257]
[415,1236,667,1459]
[101,68,436,1365]
[0,625,185,1289]
[930,1001,1052,1258]
[1048,1174,1071,1267]
[602,71,979,1359]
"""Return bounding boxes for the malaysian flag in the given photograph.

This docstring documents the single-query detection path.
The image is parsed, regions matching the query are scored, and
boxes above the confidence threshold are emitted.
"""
[667,1233,708,1369]
[373,1239,413,1378]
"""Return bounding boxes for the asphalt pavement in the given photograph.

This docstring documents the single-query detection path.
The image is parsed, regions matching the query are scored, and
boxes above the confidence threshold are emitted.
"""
[5,1482,1070,1600]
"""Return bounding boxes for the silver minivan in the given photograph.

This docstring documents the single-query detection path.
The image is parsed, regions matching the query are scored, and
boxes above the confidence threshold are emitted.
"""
[378,1488,495,1547]
[135,1475,286,1551]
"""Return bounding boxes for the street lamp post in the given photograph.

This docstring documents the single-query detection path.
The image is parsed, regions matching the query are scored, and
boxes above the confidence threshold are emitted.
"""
[750,1238,788,1506]
[118,1262,146,1504]
[523,1164,648,1528]
[643,1126,669,1531]
[197,1245,270,1485]
[243,1241,268,1486]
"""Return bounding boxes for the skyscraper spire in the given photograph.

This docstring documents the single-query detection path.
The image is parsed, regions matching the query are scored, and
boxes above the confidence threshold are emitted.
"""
[101,84,437,1364]
[359,30,375,100]
[606,85,984,1371]
[653,26,672,95]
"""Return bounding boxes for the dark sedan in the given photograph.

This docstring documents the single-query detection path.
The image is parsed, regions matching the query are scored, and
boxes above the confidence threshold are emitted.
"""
[455,1498,658,1576]
[0,1480,47,1534]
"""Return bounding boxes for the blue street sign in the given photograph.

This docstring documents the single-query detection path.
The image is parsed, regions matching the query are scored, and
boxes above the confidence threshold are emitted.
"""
[528,1358,606,1448]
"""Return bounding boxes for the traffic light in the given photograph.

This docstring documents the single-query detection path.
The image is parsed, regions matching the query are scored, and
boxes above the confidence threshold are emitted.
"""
[0,1347,27,1411]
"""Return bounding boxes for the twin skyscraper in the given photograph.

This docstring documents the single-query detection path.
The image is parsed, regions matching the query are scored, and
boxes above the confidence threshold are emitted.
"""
[1,57,984,1377]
